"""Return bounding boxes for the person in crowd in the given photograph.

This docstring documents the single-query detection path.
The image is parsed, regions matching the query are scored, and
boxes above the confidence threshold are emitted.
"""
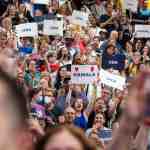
[19,37,34,55]
[0,30,8,51]
[141,45,150,63]
[54,66,70,90]
[100,30,123,53]
[64,106,76,125]
[135,39,143,52]
[99,3,116,33]
[24,59,41,89]
[72,98,88,130]
[90,0,107,19]
[18,3,33,22]
[102,44,126,72]
[126,51,142,78]
[0,0,150,149]
[0,66,30,150]
[57,46,72,66]
[86,113,112,145]
[36,125,97,150]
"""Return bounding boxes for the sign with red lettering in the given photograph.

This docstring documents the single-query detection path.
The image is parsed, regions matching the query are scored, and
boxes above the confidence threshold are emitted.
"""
[71,65,99,84]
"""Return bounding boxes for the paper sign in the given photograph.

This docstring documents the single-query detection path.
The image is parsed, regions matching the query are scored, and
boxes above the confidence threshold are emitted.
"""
[59,0,66,6]
[71,10,89,26]
[124,0,138,12]
[135,25,150,38]
[100,69,125,90]
[71,65,98,84]
[15,23,38,37]
[33,0,49,5]
[43,19,63,36]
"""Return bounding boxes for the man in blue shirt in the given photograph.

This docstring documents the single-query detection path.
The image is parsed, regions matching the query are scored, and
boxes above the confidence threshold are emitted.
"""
[102,44,126,71]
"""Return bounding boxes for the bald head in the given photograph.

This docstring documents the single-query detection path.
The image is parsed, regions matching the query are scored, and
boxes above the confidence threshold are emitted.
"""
[64,107,75,124]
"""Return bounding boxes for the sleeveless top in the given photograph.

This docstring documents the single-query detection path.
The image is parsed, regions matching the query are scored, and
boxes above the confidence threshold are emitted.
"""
[74,112,88,130]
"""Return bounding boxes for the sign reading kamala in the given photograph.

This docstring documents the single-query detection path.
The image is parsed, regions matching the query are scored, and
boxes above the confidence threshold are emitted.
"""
[100,69,126,90]
[33,0,50,5]
[135,25,150,38]
[43,19,64,36]
[71,65,99,84]
[15,23,38,37]
[71,10,89,26]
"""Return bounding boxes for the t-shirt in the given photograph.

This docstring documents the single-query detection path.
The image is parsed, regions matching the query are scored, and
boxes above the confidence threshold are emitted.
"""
[86,127,112,142]
[102,51,126,71]
[99,14,115,32]
[74,113,88,130]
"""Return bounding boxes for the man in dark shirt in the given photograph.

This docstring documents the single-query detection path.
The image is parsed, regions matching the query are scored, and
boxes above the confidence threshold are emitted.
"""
[99,3,116,33]
[102,44,125,71]
[0,0,13,16]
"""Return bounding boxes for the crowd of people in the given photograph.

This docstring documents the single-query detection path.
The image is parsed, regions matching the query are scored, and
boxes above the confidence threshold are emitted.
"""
[0,0,150,150]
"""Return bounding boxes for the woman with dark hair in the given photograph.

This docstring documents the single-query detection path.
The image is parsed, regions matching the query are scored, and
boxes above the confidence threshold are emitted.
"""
[141,45,150,63]
[134,39,143,52]
[35,125,97,150]
[2,4,21,25]
[18,3,33,22]
[57,46,72,67]
[72,98,88,130]
[72,52,87,65]
[54,66,70,90]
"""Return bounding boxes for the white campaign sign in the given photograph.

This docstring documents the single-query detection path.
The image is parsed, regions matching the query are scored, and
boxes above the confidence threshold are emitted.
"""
[124,0,138,12]
[15,23,38,37]
[59,0,66,6]
[43,19,64,36]
[71,65,98,84]
[33,0,49,5]
[135,25,150,38]
[71,10,89,26]
[100,69,125,90]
